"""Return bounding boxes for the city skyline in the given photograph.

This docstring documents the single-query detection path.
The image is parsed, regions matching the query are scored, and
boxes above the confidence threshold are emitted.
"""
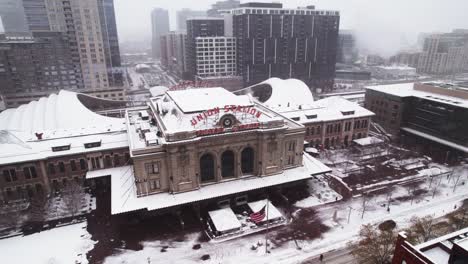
[115,0,468,56]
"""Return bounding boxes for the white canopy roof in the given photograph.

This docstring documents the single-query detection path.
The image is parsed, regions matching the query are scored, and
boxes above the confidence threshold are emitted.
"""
[0,90,125,134]
[259,78,314,110]
[208,208,241,232]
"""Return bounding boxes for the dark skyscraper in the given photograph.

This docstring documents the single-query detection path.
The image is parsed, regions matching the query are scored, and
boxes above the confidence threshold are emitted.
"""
[151,8,170,58]
[185,18,225,79]
[98,0,123,86]
[232,3,340,91]
[0,32,79,108]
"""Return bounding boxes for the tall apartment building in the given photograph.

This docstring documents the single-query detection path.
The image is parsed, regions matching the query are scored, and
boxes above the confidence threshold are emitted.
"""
[207,0,240,17]
[176,9,206,31]
[0,32,80,108]
[0,0,124,108]
[195,36,236,78]
[231,3,340,91]
[0,0,29,34]
[185,18,225,79]
[417,32,468,75]
[151,8,169,59]
[160,31,186,77]
[336,30,357,64]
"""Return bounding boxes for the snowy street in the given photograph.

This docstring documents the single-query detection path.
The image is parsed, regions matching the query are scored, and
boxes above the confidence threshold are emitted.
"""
[99,163,468,264]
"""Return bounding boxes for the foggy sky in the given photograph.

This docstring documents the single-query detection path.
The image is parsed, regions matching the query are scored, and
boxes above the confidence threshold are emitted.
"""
[114,0,468,57]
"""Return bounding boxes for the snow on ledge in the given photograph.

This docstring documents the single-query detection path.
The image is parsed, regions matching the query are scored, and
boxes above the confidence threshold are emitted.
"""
[110,155,331,215]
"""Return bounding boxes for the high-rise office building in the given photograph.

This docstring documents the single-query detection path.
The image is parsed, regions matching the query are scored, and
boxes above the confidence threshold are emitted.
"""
[160,31,187,77]
[336,30,357,64]
[0,32,80,108]
[151,8,169,58]
[98,0,123,86]
[417,31,468,75]
[207,0,240,17]
[22,0,50,31]
[231,3,340,91]
[176,9,206,31]
[0,0,125,108]
[0,0,29,34]
[185,18,225,79]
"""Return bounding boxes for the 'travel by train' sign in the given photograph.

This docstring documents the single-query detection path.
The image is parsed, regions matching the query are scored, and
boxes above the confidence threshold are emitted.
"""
[190,105,262,127]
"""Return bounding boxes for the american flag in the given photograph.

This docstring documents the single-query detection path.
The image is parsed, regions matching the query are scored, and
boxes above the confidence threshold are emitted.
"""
[250,205,266,224]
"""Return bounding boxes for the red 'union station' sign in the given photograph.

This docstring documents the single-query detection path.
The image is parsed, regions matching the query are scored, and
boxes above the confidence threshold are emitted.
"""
[191,105,262,126]
[195,123,260,136]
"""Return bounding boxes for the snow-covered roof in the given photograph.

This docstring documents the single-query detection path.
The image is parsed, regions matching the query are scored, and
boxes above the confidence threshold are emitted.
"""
[366,83,468,109]
[279,96,374,123]
[110,154,330,215]
[248,199,283,221]
[149,86,169,97]
[0,90,125,134]
[253,78,314,111]
[0,90,128,165]
[0,131,128,165]
[208,208,242,232]
[166,88,253,113]
[352,136,384,146]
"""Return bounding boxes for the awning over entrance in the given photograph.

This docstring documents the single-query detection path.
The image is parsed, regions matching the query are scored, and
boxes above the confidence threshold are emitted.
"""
[208,208,241,233]
[110,154,331,215]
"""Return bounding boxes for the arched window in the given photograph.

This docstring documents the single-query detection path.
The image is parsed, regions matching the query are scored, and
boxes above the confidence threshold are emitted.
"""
[221,150,235,178]
[306,127,310,136]
[310,127,315,135]
[200,154,215,183]
[241,147,254,175]
[344,135,349,146]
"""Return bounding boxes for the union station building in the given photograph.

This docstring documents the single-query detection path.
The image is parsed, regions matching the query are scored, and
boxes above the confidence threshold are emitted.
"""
[101,87,331,215]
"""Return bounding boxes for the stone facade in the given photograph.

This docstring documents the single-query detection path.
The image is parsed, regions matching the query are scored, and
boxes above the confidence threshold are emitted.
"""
[0,147,129,202]
[131,126,304,196]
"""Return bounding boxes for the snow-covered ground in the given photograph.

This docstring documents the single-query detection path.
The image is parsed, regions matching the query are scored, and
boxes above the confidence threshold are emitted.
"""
[294,176,343,208]
[0,222,94,264]
[101,165,467,264]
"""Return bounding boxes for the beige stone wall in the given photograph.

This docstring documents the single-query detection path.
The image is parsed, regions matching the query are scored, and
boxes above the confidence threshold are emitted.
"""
[132,127,306,196]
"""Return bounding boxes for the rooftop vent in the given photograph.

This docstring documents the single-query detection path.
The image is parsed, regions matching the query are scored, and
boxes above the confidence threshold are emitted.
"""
[291,117,300,121]
[341,111,355,116]
[84,141,102,149]
[51,144,71,152]
[306,114,317,119]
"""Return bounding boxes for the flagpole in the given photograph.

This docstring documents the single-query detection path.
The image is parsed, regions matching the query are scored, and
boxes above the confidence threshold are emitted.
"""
[265,197,269,254]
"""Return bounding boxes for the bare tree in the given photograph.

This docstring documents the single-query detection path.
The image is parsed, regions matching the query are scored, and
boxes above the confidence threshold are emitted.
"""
[385,186,395,211]
[26,193,47,226]
[360,192,373,219]
[348,224,397,264]
[405,215,440,244]
[62,181,85,218]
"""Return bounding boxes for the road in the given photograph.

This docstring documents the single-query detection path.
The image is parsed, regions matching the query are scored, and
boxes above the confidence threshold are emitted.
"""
[301,248,356,264]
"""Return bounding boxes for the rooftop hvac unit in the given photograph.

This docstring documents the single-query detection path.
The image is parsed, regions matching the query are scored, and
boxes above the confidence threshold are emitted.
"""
[144,132,159,146]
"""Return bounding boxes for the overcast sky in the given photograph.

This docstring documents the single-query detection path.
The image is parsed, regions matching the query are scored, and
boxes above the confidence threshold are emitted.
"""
[114,0,468,56]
